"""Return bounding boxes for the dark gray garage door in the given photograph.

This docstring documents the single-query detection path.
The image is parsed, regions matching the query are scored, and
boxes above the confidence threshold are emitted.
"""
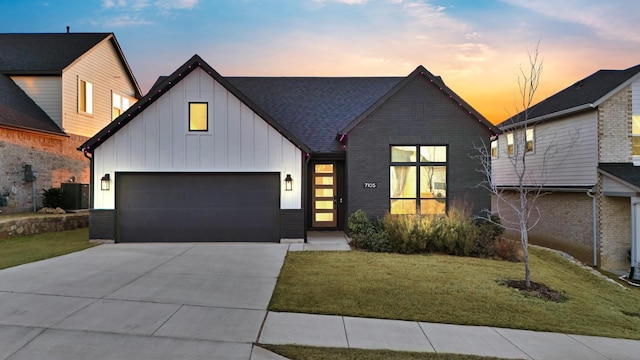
[116,173,280,242]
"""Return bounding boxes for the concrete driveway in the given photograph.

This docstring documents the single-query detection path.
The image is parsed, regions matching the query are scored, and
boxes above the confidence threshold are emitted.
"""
[0,242,290,359]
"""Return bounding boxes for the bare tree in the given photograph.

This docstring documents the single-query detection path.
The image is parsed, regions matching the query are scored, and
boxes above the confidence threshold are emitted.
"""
[473,42,578,288]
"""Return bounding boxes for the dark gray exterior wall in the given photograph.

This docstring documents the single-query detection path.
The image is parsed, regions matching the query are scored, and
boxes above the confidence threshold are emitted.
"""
[89,209,115,240]
[346,75,493,220]
[281,209,304,239]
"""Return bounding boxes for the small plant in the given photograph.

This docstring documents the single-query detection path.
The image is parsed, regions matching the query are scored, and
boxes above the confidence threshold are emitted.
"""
[348,210,392,252]
[42,187,65,208]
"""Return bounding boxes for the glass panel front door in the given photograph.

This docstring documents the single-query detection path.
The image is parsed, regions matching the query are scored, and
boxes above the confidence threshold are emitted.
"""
[312,163,337,227]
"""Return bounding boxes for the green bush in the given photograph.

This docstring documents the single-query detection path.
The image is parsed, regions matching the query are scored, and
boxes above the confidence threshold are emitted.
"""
[42,187,65,208]
[348,210,392,252]
[348,205,508,260]
[472,214,505,258]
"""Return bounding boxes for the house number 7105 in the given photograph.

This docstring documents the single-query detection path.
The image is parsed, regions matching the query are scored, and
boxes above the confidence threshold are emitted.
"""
[363,182,377,188]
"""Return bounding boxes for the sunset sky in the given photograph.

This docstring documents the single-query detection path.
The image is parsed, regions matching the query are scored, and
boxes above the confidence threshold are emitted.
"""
[2,0,639,123]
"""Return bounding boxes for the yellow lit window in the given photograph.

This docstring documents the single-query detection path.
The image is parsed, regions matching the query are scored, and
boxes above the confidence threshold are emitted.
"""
[79,79,93,114]
[189,102,208,131]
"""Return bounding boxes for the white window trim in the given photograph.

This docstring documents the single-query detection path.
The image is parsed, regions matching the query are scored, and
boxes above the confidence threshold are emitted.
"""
[506,133,514,156]
[78,78,93,115]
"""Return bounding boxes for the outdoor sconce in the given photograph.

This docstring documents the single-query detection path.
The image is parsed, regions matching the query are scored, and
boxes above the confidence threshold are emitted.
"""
[284,174,293,191]
[100,174,111,191]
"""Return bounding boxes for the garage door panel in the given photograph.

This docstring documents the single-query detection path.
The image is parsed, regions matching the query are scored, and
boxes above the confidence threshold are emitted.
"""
[116,173,280,242]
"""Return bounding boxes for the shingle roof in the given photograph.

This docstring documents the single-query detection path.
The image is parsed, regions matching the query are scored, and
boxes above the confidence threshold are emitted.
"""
[0,33,111,75]
[228,77,403,153]
[0,73,65,135]
[598,163,640,191]
[500,64,640,128]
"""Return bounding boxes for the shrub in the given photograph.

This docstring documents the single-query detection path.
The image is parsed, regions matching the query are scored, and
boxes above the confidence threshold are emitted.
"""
[495,237,524,262]
[472,214,505,258]
[348,209,371,236]
[348,210,392,252]
[42,187,65,208]
[431,203,478,256]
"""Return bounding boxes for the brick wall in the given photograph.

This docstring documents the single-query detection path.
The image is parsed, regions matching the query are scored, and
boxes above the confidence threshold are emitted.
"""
[598,84,632,163]
[492,191,594,263]
[0,128,90,214]
[346,75,493,220]
[597,175,631,272]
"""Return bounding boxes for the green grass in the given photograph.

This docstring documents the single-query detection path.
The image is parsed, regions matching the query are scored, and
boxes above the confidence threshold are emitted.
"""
[260,345,507,360]
[0,228,95,269]
[269,247,640,340]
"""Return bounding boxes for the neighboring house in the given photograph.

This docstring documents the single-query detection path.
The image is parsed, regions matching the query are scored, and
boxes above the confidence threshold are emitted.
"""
[0,32,141,213]
[492,64,640,277]
[80,54,499,243]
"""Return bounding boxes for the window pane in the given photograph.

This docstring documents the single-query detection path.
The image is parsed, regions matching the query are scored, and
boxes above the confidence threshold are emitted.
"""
[85,81,93,114]
[390,199,416,214]
[391,146,417,162]
[315,176,333,185]
[315,164,334,174]
[420,146,446,162]
[390,166,416,197]
[122,97,130,110]
[526,128,534,153]
[491,140,498,158]
[112,107,121,119]
[315,200,334,210]
[315,188,334,197]
[420,199,446,215]
[315,213,334,222]
[420,166,446,198]
[189,103,208,131]
[633,136,640,156]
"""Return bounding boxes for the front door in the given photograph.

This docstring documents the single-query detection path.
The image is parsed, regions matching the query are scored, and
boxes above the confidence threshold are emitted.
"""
[312,163,337,227]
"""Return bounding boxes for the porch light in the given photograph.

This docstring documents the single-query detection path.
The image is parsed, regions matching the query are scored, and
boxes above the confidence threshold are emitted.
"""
[100,174,111,191]
[284,174,293,191]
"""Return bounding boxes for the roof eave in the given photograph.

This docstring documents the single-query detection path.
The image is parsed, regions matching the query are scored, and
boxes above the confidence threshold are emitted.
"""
[598,166,640,193]
[0,123,68,137]
[592,71,640,107]
[499,103,595,131]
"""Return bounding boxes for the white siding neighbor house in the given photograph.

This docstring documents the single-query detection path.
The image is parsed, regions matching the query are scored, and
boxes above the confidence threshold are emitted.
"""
[492,64,640,278]
[0,32,141,213]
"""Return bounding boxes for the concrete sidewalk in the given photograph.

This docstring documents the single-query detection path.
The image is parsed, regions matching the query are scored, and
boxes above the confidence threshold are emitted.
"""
[259,311,640,359]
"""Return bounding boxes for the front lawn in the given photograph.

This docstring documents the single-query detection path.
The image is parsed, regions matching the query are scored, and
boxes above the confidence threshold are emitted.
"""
[0,228,95,269]
[260,345,506,360]
[269,246,640,340]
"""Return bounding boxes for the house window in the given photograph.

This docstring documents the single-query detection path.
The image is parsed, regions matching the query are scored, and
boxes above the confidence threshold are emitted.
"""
[491,139,498,158]
[390,145,447,215]
[633,115,640,156]
[112,92,132,120]
[189,102,208,131]
[79,79,93,114]
[525,128,534,153]
[506,133,514,156]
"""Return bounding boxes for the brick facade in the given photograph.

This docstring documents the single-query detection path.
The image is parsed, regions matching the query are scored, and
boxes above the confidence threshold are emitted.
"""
[0,127,90,214]
[347,75,492,220]
[492,191,595,264]
[598,188,630,272]
[598,84,632,163]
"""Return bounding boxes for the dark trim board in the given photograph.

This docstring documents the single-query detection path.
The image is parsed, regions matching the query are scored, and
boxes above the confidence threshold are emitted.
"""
[115,172,281,243]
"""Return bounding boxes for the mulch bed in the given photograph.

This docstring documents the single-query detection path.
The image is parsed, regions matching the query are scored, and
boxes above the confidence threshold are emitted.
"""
[502,279,568,303]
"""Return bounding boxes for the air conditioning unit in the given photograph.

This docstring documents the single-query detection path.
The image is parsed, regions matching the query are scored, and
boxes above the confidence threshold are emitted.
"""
[61,183,89,210]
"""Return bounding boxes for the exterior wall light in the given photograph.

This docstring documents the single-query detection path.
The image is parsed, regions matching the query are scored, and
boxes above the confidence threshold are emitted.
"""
[284,174,293,191]
[100,174,111,191]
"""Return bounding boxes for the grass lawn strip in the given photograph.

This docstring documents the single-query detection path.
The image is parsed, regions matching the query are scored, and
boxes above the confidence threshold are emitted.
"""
[260,345,510,360]
[0,228,94,269]
[269,246,640,340]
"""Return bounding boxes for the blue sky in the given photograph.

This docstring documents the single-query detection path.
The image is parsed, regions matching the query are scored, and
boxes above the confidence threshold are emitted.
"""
[2,0,639,122]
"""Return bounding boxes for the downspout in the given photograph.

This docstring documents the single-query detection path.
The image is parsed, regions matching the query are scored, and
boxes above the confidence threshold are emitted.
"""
[586,188,597,267]
[83,149,93,210]
[303,153,311,243]
[631,200,640,281]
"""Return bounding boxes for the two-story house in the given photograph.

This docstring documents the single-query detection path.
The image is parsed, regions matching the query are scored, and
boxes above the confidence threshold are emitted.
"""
[492,64,640,279]
[0,32,141,213]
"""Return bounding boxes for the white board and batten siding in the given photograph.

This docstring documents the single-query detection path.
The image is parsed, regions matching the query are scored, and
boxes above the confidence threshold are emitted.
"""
[11,76,63,128]
[93,67,302,210]
[62,37,138,138]
[492,111,598,187]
